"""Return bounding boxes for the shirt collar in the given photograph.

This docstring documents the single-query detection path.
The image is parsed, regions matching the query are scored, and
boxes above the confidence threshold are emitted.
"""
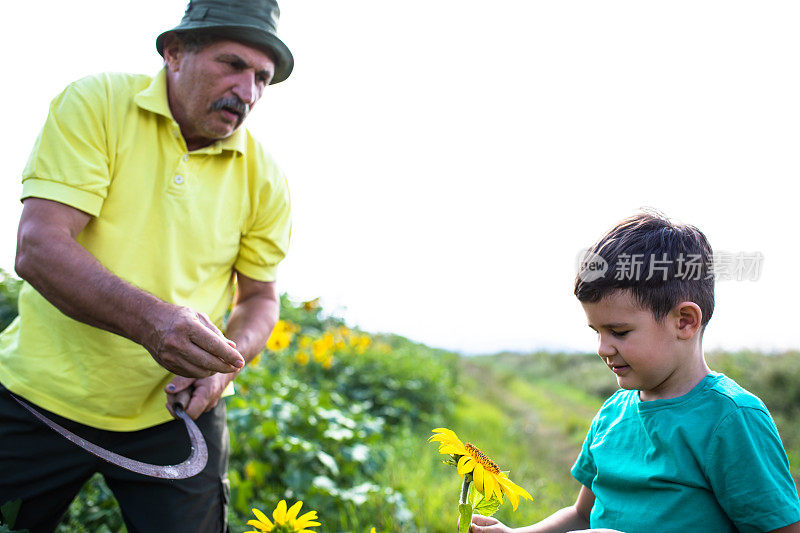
[134,68,246,155]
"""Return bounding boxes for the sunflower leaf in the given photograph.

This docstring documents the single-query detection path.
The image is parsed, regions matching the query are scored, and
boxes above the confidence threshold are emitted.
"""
[474,492,502,517]
[458,503,473,533]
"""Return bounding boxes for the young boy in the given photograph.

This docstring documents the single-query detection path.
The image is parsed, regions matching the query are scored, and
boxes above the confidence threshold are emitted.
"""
[470,212,800,533]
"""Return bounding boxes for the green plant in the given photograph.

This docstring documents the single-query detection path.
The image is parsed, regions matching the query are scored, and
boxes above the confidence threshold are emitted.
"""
[0,269,21,332]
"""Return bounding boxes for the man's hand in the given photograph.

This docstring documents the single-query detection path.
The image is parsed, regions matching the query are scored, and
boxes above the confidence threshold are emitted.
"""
[165,372,236,420]
[142,303,244,378]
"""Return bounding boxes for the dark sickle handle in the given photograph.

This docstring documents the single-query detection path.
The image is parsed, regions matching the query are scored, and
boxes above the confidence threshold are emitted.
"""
[174,387,192,413]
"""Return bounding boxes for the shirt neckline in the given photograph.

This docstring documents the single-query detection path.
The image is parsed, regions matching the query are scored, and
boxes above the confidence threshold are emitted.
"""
[635,372,719,412]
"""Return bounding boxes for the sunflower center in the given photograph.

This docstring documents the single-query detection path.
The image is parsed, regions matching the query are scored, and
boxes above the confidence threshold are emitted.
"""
[465,442,501,474]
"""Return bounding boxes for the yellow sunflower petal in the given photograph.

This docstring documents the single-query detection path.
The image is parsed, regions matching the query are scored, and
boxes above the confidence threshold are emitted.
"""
[246,520,272,532]
[457,455,474,476]
[295,515,322,529]
[498,473,533,500]
[273,500,287,524]
[286,501,303,523]
[473,464,484,492]
[496,477,520,511]
[483,471,501,503]
[491,474,505,503]
[296,511,318,523]
[430,428,464,447]
[429,434,462,448]
[502,475,534,502]
[438,444,466,455]
[252,509,274,528]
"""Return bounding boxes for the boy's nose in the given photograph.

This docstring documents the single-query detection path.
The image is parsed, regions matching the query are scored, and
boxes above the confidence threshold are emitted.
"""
[597,339,616,359]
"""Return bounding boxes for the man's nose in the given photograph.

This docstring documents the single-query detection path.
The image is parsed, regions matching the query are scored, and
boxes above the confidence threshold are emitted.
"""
[232,71,258,106]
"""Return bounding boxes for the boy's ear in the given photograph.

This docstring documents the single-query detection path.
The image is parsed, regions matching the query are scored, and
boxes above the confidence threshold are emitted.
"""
[674,301,703,339]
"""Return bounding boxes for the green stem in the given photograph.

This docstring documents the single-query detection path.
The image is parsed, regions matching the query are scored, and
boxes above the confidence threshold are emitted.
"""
[460,473,473,505]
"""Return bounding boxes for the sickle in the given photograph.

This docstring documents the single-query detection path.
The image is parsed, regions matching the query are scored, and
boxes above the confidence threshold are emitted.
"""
[10,388,208,480]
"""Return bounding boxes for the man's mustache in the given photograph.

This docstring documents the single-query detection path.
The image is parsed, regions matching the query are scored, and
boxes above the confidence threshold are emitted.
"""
[210,97,249,122]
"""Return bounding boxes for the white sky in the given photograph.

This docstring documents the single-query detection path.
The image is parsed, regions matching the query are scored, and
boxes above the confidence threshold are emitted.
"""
[2,1,799,354]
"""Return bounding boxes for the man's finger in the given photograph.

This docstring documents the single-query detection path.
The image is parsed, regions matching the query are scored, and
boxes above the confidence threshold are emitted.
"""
[184,386,213,420]
[196,312,224,337]
[188,325,244,369]
[196,313,240,355]
[165,375,195,394]
[181,342,242,374]
[165,355,216,379]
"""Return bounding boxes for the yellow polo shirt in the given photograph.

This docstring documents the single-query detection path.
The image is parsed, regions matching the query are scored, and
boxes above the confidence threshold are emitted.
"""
[0,69,291,431]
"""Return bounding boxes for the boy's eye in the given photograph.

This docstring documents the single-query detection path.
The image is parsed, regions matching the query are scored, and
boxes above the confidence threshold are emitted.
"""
[611,330,630,338]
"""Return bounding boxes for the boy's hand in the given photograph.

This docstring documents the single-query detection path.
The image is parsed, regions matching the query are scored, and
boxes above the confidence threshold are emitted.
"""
[567,530,625,532]
[468,514,512,533]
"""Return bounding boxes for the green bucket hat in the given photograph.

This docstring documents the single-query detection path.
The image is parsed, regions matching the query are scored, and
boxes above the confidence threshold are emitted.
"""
[156,0,294,84]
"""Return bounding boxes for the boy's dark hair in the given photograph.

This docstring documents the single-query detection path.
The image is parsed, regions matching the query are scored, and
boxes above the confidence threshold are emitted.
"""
[574,210,715,326]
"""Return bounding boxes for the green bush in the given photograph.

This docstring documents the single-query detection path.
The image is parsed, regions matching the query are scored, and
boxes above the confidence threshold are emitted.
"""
[0,270,21,332]
[0,291,458,532]
[226,297,458,531]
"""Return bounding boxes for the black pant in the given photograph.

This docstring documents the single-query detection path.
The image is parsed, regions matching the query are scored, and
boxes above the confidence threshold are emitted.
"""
[0,383,230,533]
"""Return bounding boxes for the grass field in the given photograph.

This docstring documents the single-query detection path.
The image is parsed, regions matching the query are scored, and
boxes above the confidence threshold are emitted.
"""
[392,350,800,532]
[386,356,604,532]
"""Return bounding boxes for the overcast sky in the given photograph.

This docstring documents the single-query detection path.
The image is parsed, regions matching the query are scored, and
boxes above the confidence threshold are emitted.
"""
[2,1,798,354]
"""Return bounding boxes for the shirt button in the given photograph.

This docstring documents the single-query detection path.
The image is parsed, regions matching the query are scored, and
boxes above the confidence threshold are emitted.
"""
[174,175,184,184]
[183,154,189,162]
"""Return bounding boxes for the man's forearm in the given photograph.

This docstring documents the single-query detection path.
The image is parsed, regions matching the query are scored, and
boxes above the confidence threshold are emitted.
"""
[223,280,280,364]
[15,198,244,378]
[16,223,161,344]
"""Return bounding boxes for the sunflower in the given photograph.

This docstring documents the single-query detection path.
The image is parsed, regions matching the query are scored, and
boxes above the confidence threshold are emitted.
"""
[246,500,320,533]
[429,427,533,511]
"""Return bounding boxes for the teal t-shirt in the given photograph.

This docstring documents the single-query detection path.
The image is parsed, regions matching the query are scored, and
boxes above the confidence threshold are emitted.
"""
[571,372,800,533]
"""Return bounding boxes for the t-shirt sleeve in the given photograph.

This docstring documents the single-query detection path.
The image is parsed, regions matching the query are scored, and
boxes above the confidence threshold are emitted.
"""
[234,165,291,282]
[571,413,599,488]
[707,406,800,533]
[21,77,111,216]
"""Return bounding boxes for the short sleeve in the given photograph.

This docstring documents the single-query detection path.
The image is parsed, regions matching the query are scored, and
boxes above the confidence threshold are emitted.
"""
[707,406,800,533]
[571,414,598,488]
[234,167,291,282]
[21,76,111,216]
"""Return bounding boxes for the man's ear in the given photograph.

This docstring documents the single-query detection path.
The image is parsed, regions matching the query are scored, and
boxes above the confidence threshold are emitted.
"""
[162,34,184,72]
[674,301,703,339]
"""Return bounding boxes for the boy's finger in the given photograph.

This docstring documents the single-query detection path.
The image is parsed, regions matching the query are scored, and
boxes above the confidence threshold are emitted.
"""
[471,514,496,526]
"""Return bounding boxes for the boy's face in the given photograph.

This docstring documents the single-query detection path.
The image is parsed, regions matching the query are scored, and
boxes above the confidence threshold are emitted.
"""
[581,290,704,401]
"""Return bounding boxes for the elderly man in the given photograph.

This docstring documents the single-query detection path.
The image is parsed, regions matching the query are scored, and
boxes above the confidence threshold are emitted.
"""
[0,1,292,531]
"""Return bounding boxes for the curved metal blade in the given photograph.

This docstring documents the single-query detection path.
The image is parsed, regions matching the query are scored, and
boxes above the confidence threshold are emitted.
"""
[11,394,208,479]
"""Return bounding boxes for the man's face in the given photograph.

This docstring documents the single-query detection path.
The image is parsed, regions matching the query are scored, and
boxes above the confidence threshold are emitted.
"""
[164,37,276,150]
[581,290,690,401]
